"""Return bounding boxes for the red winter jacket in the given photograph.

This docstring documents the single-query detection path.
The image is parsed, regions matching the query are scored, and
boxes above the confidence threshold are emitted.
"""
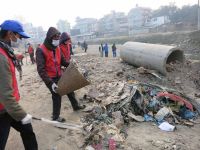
[28,45,34,54]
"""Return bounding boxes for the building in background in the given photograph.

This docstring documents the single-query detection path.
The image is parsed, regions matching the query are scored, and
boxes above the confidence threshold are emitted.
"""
[97,11,128,37]
[70,29,81,36]
[128,6,151,35]
[145,16,170,28]
[23,23,46,47]
[72,17,97,41]
[73,17,97,35]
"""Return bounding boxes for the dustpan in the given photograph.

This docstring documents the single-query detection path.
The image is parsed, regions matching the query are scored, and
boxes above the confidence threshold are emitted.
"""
[57,63,90,96]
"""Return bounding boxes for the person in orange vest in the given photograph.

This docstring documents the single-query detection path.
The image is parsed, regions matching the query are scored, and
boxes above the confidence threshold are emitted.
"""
[0,20,38,150]
[27,43,35,64]
[36,27,85,123]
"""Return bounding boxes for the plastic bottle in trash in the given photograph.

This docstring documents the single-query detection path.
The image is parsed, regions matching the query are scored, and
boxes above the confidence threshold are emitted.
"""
[109,139,116,150]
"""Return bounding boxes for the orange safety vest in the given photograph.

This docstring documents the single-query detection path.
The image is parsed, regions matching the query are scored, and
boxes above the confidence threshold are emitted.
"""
[0,48,20,111]
[40,44,61,78]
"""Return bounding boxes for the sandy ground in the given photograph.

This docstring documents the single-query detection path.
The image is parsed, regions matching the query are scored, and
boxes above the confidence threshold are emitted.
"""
[5,45,200,150]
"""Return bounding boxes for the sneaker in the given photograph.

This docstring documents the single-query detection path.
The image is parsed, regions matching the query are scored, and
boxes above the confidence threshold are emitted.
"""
[73,105,86,111]
[52,117,66,123]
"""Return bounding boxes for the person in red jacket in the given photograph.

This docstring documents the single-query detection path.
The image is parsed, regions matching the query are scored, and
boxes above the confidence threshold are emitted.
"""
[36,27,85,123]
[0,20,38,150]
[27,43,35,64]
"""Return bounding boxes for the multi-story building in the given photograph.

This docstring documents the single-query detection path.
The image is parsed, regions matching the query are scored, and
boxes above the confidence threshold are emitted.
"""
[72,17,98,41]
[97,11,128,37]
[73,17,97,35]
[145,16,170,28]
[128,6,151,35]
[116,14,129,35]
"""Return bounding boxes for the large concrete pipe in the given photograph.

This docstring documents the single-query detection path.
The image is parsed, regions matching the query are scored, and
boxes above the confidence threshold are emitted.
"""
[120,42,184,75]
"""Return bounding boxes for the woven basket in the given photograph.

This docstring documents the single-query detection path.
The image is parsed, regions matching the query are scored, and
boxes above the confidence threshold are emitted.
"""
[57,63,90,96]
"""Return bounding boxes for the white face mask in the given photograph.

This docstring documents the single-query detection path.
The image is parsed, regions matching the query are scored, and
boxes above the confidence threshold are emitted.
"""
[10,37,19,47]
[52,40,59,47]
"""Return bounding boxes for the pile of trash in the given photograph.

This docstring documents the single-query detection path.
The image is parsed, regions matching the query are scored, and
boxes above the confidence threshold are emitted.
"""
[70,58,90,80]
[166,60,184,72]
[81,82,200,149]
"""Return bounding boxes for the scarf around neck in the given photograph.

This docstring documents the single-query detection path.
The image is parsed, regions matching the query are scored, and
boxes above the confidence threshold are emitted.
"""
[0,41,22,79]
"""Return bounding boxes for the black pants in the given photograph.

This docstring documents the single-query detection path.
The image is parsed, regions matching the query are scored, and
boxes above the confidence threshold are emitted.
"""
[19,59,23,65]
[49,78,79,119]
[30,54,35,64]
[105,52,108,57]
[0,113,38,150]
[50,91,79,119]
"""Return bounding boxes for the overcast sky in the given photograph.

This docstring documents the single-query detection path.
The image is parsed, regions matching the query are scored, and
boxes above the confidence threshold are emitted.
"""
[0,0,197,30]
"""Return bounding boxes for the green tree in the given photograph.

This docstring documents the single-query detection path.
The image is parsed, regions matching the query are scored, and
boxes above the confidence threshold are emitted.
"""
[56,20,71,33]
[152,4,198,25]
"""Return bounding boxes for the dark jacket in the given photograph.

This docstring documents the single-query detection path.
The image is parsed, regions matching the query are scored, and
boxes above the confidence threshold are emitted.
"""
[36,27,69,88]
[112,44,116,51]
[59,32,70,45]
[104,44,108,53]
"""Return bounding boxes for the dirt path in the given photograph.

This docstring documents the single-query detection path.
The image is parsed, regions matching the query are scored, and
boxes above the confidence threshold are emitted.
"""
[6,46,200,150]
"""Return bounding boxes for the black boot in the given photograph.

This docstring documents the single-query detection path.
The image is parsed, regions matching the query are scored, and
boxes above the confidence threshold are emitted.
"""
[52,116,66,122]
[67,92,86,111]
[73,104,86,111]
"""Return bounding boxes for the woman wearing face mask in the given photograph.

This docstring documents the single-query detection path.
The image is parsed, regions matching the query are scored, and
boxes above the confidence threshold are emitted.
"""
[0,20,38,150]
[59,32,72,62]
[36,27,85,123]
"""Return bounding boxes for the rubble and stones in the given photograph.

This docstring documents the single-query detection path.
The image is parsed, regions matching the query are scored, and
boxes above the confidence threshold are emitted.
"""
[73,54,200,149]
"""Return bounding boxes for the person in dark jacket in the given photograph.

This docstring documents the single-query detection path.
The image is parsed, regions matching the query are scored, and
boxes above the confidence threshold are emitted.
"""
[101,43,104,57]
[83,41,88,52]
[104,43,109,57]
[99,43,103,57]
[36,27,85,123]
[112,43,117,57]
[0,20,38,150]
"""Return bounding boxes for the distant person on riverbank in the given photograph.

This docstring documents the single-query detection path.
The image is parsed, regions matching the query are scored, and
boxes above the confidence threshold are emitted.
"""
[101,43,104,57]
[83,41,88,52]
[104,43,109,57]
[112,43,117,57]
[99,43,104,57]
[99,45,101,56]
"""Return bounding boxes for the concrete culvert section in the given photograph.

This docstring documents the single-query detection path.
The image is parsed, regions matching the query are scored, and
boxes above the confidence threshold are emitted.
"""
[166,49,184,64]
[120,42,184,75]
